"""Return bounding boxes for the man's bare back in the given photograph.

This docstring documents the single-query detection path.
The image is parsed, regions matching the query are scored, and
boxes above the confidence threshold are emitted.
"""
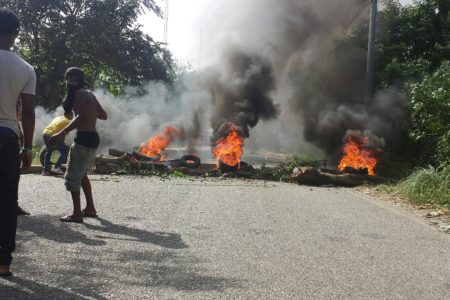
[73,89,107,132]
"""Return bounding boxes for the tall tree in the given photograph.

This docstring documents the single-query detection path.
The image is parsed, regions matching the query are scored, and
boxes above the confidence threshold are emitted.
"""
[0,0,174,108]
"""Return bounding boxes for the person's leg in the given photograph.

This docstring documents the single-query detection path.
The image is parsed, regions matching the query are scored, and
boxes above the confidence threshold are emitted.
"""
[81,175,97,215]
[16,171,30,216]
[0,137,20,274]
[54,140,69,169]
[61,144,83,223]
[43,135,54,172]
[66,190,83,222]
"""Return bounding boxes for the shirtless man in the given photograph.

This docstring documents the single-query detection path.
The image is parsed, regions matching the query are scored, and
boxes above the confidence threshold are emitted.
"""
[49,67,107,223]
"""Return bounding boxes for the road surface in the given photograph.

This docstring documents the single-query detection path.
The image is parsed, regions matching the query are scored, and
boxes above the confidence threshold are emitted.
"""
[1,174,450,299]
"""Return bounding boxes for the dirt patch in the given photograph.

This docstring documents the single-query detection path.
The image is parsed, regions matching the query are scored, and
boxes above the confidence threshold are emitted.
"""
[359,186,450,234]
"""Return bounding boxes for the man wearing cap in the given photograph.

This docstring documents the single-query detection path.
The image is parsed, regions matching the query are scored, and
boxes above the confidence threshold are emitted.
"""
[0,8,36,277]
[49,67,107,223]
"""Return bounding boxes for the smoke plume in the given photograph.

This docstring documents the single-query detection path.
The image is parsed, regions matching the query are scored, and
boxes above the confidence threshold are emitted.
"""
[33,0,410,162]
[203,45,279,146]
[194,0,409,158]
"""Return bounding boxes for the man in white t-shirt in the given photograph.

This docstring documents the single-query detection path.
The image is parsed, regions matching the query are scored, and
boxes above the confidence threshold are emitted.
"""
[0,8,36,277]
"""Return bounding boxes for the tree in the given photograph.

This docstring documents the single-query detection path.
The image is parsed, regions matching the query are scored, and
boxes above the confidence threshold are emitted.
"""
[409,61,450,169]
[0,0,174,108]
[376,0,450,87]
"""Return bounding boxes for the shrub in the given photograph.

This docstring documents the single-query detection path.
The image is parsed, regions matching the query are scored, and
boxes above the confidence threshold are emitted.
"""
[409,61,450,169]
[395,166,450,208]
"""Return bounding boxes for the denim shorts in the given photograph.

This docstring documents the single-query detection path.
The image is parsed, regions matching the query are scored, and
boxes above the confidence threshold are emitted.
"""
[64,143,97,192]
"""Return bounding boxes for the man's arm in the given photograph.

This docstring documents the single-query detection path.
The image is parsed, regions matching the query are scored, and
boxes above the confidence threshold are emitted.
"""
[20,93,35,168]
[21,94,35,150]
[94,95,107,120]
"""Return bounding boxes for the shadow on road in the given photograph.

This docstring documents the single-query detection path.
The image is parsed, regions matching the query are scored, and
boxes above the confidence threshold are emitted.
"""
[17,214,106,246]
[115,250,243,292]
[12,215,240,296]
[1,277,108,300]
[84,218,189,249]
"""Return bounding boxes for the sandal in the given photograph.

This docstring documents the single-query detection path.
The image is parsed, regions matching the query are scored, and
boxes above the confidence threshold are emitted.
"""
[60,215,83,223]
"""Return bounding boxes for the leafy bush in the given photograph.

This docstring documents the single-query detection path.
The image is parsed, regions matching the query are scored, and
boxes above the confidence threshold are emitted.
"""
[409,61,450,169]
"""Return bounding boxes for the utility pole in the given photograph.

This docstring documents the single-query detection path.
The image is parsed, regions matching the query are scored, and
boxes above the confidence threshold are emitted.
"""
[164,0,169,44]
[366,0,377,104]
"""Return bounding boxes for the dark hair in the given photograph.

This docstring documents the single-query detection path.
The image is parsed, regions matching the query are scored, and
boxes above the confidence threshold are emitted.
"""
[0,8,20,36]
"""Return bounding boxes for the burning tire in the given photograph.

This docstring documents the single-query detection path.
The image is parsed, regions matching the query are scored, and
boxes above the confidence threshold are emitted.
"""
[180,155,201,169]
[131,147,161,162]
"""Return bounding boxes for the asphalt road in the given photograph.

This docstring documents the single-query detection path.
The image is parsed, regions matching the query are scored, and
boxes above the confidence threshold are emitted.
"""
[1,174,450,299]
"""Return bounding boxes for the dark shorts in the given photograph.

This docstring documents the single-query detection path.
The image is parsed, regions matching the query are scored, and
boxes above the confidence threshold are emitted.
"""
[64,143,97,192]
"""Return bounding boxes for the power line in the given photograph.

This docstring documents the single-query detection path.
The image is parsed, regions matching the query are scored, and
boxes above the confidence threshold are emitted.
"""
[164,0,169,44]
[347,0,371,30]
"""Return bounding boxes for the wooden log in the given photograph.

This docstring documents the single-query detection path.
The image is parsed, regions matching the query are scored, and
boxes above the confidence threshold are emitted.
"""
[288,167,393,187]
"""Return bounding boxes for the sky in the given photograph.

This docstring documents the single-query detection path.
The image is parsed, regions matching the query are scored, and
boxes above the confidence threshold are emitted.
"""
[139,0,416,66]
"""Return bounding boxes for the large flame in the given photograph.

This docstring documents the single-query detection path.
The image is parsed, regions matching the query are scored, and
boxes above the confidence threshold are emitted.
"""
[213,127,244,167]
[140,126,180,157]
[338,134,380,176]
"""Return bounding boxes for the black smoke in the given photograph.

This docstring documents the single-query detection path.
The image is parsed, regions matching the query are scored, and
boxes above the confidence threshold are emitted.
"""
[206,46,279,145]
[269,0,409,159]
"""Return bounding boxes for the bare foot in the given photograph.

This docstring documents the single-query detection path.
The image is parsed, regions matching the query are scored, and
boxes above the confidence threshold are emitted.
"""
[82,208,98,218]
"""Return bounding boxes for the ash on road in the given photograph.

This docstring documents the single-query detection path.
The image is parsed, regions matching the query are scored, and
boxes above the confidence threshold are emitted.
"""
[1,175,450,299]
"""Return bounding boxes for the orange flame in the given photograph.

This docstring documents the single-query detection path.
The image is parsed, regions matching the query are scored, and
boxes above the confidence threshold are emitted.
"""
[338,134,380,176]
[140,126,180,157]
[213,128,244,167]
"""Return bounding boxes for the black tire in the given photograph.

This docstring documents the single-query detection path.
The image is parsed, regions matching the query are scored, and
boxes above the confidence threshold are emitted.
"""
[39,145,68,166]
[132,147,161,162]
[180,155,201,169]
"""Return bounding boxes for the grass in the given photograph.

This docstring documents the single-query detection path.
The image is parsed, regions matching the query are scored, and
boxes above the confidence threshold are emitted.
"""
[393,166,450,209]
[31,144,43,165]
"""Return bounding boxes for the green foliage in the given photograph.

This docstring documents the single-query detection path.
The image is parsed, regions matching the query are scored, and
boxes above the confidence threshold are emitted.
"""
[409,61,450,168]
[0,0,174,108]
[376,0,450,87]
[394,166,450,208]
[339,0,450,174]
[171,170,188,178]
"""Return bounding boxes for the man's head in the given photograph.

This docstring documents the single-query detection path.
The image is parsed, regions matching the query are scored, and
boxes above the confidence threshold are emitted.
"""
[64,67,88,87]
[0,8,20,49]
[62,67,88,112]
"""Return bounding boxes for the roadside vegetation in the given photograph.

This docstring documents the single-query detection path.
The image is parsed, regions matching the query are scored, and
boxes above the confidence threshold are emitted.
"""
[368,0,450,209]
[395,167,450,208]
